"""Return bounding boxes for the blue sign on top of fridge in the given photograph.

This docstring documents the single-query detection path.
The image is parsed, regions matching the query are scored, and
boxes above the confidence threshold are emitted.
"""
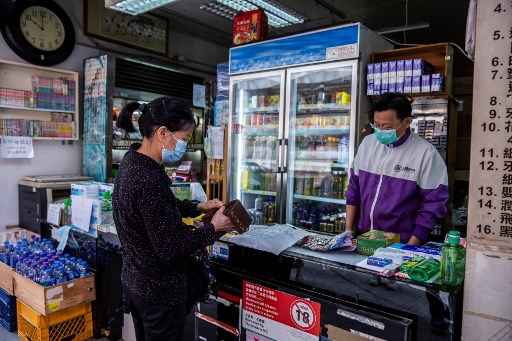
[229,24,359,74]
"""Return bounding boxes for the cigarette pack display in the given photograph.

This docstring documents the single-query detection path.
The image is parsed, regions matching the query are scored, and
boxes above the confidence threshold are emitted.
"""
[367,63,374,82]
[367,81,374,95]
[373,77,381,95]
[404,59,413,77]
[373,63,381,82]
[395,79,404,93]
[412,76,421,93]
[396,60,405,78]
[431,73,444,92]
[404,76,413,93]
[421,75,431,93]
[381,65,389,94]
[388,61,397,92]
[381,61,389,80]
[413,59,434,76]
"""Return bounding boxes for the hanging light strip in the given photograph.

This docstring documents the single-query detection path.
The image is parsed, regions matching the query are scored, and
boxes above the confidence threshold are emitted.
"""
[199,3,237,20]
[246,0,304,24]
[211,0,304,27]
[105,0,179,15]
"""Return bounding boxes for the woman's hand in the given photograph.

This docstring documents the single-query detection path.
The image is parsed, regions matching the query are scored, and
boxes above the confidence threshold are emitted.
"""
[198,199,224,212]
[210,206,235,232]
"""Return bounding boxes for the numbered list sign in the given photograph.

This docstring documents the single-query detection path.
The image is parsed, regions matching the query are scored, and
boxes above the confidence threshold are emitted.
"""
[242,281,321,341]
[468,0,512,248]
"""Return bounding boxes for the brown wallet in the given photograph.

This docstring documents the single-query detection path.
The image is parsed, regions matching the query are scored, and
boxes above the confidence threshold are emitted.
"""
[202,199,251,233]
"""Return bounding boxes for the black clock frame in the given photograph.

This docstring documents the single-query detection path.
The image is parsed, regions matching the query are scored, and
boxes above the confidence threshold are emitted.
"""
[1,0,75,66]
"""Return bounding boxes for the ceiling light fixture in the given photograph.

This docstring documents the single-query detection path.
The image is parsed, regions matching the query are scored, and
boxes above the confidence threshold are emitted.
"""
[201,0,305,28]
[105,0,180,15]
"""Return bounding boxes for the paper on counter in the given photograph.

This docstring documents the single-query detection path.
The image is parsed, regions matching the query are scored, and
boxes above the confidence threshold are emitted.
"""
[71,197,93,232]
[222,224,309,255]
[0,136,34,158]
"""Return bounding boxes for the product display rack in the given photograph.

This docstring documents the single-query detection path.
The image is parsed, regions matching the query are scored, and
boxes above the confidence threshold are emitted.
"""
[0,59,79,141]
[83,55,206,182]
[369,43,474,238]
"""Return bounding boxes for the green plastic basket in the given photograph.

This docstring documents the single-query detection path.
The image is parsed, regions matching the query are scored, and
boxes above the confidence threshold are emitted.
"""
[356,230,400,256]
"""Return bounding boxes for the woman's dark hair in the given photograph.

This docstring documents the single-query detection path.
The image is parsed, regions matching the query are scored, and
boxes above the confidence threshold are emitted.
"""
[372,93,412,121]
[117,96,195,137]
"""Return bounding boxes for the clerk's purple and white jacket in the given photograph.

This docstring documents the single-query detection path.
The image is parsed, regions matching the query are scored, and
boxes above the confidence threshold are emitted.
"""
[346,129,448,242]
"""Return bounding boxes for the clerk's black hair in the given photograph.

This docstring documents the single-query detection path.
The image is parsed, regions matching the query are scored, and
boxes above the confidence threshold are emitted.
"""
[371,93,412,121]
[117,96,195,138]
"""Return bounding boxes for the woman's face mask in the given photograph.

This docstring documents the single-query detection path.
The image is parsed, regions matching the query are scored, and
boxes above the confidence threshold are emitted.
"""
[161,131,188,163]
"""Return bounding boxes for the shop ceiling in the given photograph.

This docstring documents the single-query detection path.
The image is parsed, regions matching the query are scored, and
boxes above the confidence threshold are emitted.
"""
[156,0,469,47]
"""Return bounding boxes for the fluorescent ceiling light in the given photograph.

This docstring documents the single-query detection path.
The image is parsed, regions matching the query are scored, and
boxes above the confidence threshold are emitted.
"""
[105,0,179,15]
[201,0,305,28]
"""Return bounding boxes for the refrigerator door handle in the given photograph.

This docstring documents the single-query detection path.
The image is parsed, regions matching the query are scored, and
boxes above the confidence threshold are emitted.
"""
[277,139,283,173]
[282,139,288,173]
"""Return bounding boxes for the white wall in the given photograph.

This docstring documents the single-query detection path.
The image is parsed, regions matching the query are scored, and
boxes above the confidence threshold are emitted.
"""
[0,0,229,230]
[0,39,100,230]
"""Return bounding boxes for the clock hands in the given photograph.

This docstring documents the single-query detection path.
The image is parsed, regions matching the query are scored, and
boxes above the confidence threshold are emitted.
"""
[27,17,44,31]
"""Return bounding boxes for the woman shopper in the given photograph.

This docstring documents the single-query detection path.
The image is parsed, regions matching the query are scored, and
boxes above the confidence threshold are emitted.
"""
[113,97,233,341]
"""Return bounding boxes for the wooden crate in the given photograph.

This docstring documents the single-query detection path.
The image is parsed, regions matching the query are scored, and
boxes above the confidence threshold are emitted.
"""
[17,300,92,341]
[14,273,95,316]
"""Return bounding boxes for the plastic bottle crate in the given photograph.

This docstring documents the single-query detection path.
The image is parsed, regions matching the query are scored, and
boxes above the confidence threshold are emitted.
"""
[17,300,93,341]
[0,287,16,332]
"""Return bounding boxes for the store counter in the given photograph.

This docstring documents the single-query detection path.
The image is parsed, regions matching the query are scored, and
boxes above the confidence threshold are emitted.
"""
[207,240,462,341]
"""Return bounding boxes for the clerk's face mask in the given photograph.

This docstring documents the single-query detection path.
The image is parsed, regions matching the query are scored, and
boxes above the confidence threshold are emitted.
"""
[158,127,190,163]
[372,109,411,145]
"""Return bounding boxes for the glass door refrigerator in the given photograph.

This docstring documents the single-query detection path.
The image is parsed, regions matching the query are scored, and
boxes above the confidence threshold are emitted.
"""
[227,23,391,233]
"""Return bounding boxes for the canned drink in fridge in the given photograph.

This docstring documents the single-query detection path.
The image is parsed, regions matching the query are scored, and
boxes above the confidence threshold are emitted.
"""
[304,177,314,196]
[295,176,305,194]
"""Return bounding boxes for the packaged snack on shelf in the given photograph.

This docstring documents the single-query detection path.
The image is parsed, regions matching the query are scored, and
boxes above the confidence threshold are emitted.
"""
[431,73,444,92]
[421,75,431,93]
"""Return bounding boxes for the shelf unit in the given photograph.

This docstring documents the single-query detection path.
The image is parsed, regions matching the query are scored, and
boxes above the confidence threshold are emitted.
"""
[369,43,474,238]
[294,194,346,205]
[0,59,79,141]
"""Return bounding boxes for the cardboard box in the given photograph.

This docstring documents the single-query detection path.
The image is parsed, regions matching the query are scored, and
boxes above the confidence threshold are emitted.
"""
[0,261,15,295]
[13,273,96,315]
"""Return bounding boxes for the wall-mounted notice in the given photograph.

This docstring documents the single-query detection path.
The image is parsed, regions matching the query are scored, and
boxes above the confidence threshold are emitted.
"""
[0,136,33,159]
[468,0,512,249]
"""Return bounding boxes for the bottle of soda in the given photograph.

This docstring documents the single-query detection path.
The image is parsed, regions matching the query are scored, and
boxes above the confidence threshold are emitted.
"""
[440,230,465,286]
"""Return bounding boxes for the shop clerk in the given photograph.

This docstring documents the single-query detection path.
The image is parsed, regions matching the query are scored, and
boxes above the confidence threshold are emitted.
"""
[113,97,234,341]
[345,93,448,245]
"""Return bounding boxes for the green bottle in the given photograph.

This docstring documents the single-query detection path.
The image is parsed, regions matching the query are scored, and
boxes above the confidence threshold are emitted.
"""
[440,230,466,286]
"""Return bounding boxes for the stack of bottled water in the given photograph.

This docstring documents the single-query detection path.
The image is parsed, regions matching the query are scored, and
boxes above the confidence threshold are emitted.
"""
[0,236,90,287]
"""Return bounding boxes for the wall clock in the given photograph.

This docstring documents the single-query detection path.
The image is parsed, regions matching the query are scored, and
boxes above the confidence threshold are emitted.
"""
[1,0,75,66]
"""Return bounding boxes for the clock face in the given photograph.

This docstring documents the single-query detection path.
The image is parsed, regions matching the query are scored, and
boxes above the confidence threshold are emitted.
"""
[20,6,65,52]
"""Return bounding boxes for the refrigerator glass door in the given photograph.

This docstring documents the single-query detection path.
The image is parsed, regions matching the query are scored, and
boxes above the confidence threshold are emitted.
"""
[229,72,284,225]
[285,62,357,233]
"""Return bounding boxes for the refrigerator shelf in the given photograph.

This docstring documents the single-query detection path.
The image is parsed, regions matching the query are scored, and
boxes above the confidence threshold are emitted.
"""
[295,150,339,160]
[295,127,350,136]
[294,160,336,172]
[294,194,346,205]
[242,189,277,196]
[297,103,351,113]
[244,126,279,136]
[244,106,279,114]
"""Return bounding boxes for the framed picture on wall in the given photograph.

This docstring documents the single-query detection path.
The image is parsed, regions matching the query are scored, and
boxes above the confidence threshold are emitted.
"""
[84,0,169,55]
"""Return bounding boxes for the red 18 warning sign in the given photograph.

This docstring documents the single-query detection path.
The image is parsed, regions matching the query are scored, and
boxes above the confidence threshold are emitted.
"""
[242,281,321,341]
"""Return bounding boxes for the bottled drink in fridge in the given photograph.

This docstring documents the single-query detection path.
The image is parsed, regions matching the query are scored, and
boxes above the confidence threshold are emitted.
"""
[440,230,465,286]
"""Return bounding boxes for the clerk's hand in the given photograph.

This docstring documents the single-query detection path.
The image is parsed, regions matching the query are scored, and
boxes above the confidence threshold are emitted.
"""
[407,236,421,245]
[198,199,224,211]
[210,206,235,232]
